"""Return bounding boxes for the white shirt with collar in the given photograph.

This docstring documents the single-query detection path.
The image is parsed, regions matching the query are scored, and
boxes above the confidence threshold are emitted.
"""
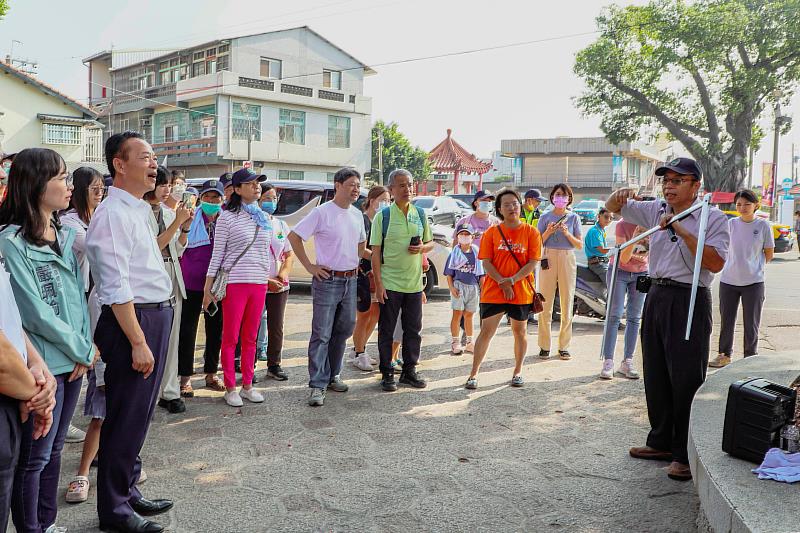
[86,186,172,305]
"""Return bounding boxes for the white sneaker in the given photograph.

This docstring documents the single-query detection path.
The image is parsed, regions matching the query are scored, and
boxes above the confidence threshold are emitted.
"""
[369,354,378,365]
[353,352,374,372]
[464,339,475,353]
[44,525,67,533]
[599,359,614,380]
[224,390,243,407]
[65,424,86,443]
[239,388,264,403]
[616,359,640,379]
[348,348,358,363]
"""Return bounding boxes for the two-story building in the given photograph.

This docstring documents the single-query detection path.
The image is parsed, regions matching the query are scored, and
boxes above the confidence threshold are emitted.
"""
[0,60,104,171]
[84,26,374,180]
[500,136,663,199]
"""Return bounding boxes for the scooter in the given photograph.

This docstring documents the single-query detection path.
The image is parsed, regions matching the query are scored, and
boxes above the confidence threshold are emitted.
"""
[551,263,607,320]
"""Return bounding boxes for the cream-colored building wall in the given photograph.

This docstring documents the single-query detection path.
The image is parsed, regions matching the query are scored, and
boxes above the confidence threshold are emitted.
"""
[0,72,87,162]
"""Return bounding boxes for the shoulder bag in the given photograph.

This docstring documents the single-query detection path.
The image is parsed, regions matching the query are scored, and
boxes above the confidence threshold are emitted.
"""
[496,225,545,314]
[210,225,260,301]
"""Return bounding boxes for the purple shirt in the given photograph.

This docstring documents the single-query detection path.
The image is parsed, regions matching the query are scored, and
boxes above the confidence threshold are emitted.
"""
[620,199,730,287]
[180,212,217,292]
[537,211,582,250]
[453,213,498,249]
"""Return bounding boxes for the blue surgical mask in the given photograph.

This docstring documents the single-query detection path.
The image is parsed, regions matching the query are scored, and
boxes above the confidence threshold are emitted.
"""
[377,200,390,210]
[477,201,492,214]
[261,200,277,214]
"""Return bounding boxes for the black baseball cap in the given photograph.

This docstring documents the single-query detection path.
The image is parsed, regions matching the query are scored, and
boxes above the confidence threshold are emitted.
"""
[231,168,267,187]
[655,157,702,180]
[199,179,224,196]
[524,189,543,201]
[472,190,494,208]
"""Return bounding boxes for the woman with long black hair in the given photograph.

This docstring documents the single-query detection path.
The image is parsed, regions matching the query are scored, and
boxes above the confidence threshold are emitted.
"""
[0,148,98,532]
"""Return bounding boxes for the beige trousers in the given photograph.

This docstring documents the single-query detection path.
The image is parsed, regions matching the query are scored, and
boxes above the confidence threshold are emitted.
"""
[159,261,183,401]
[537,248,577,351]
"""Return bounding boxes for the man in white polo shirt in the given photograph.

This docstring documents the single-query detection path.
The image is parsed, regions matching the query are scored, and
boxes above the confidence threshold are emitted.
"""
[288,168,366,407]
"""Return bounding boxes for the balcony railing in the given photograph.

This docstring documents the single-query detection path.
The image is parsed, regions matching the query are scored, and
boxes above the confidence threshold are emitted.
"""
[152,137,216,158]
[114,83,176,106]
[83,128,104,163]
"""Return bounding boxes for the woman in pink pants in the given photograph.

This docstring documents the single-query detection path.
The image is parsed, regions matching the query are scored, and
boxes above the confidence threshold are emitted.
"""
[204,168,272,407]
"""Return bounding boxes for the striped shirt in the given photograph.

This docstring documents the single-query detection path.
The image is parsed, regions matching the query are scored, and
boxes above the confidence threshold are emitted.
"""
[206,209,272,285]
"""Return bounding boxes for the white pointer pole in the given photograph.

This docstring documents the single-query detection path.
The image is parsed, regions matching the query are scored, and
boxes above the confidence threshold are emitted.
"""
[685,193,712,340]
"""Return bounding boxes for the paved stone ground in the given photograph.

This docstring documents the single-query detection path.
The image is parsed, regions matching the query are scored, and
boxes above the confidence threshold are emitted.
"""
[33,257,800,532]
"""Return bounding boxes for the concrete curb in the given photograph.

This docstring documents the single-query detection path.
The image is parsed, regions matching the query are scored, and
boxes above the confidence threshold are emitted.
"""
[688,352,800,533]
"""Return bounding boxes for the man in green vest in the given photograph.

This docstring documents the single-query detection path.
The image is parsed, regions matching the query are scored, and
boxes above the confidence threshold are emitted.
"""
[521,189,543,226]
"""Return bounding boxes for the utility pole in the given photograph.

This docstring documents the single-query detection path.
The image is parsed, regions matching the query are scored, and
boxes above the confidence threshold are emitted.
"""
[771,95,782,221]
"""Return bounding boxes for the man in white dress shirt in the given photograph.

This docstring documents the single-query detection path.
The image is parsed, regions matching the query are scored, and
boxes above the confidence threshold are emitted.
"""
[86,132,175,533]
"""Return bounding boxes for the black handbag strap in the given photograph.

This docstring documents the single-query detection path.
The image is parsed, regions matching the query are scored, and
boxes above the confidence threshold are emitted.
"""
[496,225,536,297]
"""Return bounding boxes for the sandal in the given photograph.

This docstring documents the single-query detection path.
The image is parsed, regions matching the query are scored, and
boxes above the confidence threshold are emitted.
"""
[558,350,571,360]
[180,383,194,398]
[205,375,225,392]
[65,476,89,503]
[511,375,524,387]
[465,378,478,390]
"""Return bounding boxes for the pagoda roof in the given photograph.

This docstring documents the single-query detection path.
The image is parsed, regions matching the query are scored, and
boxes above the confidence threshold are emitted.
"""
[428,129,492,174]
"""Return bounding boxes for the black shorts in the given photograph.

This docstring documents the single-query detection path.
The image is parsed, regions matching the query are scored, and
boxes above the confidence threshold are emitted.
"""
[480,303,531,322]
[356,273,372,313]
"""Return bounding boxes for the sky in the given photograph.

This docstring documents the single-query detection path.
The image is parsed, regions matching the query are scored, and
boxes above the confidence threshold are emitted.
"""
[1,0,799,183]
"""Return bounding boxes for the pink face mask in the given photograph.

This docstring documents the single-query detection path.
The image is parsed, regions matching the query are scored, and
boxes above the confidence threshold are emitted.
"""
[552,196,569,208]
[457,234,473,246]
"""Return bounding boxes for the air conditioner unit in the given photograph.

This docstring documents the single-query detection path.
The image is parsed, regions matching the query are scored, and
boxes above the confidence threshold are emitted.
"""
[140,117,152,127]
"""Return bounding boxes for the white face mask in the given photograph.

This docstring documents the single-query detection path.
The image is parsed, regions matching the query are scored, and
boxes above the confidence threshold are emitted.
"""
[377,200,391,210]
[171,184,186,201]
[477,201,492,214]
[457,234,473,246]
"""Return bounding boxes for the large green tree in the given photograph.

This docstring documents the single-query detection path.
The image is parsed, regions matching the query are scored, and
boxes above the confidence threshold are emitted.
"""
[371,120,433,185]
[0,0,9,18]
[575,0,800,192]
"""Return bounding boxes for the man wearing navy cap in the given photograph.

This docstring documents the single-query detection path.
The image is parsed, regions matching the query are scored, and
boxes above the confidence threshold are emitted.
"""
[219,172,233,202]
[606,156,730,482]
[521,189,543,227]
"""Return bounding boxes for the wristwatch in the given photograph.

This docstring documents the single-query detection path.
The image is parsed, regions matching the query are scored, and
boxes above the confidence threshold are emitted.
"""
[180,228,190,233]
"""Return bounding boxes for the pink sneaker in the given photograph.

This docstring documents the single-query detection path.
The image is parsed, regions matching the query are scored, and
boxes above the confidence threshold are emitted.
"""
[599,359,614,380]
[451,340,464,355]
[616,359,640,379]
[464,340,475,353]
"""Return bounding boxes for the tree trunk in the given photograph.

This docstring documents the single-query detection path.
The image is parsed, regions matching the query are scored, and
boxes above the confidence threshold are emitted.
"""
[697,149,748,193]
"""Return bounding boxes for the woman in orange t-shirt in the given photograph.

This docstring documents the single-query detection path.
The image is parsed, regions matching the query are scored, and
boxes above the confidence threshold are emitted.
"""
[465,188,542,390]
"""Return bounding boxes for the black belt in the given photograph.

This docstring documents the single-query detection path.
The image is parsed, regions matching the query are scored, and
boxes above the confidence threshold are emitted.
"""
[134,296,176,309]
[588,256,609,265]
[651,278,695,289]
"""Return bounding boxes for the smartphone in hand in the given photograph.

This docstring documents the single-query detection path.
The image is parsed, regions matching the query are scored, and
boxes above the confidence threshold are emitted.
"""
[205,300,218,316]
[182,192,197,208]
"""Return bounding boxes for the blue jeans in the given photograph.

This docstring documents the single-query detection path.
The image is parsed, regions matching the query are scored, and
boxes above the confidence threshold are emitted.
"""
[12,373,81,532]
[602,269,647,360]
[308,276,357,389]
[256,305,268,353]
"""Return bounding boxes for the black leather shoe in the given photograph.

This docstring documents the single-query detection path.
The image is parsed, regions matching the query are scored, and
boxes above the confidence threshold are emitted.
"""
[399,369,427,389]
[99,512,163,532]
[381,373,397,392]
[157,398,185,414]
[130,497,174,516]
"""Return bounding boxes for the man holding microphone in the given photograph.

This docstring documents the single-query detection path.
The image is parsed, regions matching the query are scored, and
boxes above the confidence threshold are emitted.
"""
[605,157,730,482]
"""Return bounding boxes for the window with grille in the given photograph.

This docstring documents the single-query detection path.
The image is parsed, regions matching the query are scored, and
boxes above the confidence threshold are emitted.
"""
[278,170,305,181]
[218,44,230,54]
[42,123,81,145]
[119,118,130,131]
[279,109,305,145]
[193,51,204,61]
[260,57,282,79]
[328,115,350,148]
[191,61,205,77]
[217,54,230,71]
[232,103,261,141]
[323,69,341,90]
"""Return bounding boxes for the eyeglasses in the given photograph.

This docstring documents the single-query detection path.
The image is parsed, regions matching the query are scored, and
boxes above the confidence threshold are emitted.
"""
[58,174,74,187]
[89,186,108,194]
[658,177,696,187]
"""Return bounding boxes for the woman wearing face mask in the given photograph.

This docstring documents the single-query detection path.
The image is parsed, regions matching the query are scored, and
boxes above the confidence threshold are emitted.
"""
[536,183,582,360]
[177,179,227,395]
[0,148,98,533]
[453,190,498,249]
[252,183,294,381]
[709,189,774,368]
[350,185,390,371]
[204,169,273,407]
[163,170,187,211]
